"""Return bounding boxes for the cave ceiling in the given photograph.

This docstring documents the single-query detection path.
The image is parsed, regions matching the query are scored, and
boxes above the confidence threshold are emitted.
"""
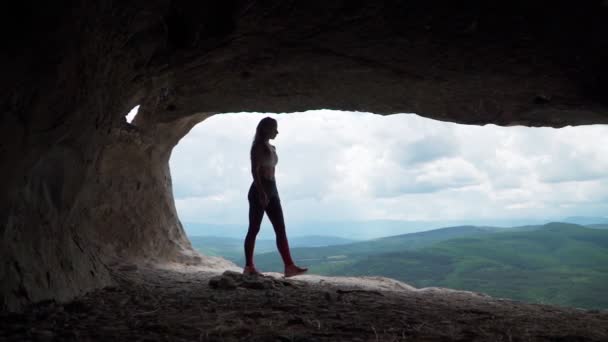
[2,1,608,128]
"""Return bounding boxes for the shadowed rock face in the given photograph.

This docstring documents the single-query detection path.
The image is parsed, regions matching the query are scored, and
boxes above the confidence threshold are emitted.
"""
[1,0,607,311]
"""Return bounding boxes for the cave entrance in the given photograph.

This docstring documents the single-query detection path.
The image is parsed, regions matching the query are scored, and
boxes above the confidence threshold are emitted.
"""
[168,110,608,261]
[167,110,607,310]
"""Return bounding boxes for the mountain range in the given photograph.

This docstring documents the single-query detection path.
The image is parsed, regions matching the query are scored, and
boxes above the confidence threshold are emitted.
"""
[183,216,608,240]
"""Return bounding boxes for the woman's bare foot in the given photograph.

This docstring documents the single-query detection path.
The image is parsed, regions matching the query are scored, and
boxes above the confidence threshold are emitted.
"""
[284,264,308,277]
[243,265,262,275]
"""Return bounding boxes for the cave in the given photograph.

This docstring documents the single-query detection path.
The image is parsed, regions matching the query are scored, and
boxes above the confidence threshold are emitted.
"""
[1,1,608,339]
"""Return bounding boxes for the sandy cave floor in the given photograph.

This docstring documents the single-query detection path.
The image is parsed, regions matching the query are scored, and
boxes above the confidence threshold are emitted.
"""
[1,263,607,342]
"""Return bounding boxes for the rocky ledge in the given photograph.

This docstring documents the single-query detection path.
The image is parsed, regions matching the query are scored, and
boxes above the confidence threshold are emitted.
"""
[1,264,606,341]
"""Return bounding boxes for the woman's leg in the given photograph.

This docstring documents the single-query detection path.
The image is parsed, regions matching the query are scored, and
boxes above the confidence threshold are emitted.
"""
[244,188,265,268]
[265,197,295,266]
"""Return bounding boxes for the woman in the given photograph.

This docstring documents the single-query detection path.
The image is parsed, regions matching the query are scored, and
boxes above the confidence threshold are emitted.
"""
[243,117,308,277]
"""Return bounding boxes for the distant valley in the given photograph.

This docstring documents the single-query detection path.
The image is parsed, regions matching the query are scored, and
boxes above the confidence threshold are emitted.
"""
[189,235,357,262]
[190,222,608,310]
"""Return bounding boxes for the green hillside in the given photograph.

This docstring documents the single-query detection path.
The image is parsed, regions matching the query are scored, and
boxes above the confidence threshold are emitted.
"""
[252,223,608,309]
[334,223,608,309]
[248,225,538,273]
[587,224,608,230]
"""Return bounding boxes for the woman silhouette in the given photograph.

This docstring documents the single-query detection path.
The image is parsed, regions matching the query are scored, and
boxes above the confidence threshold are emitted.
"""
[243,117,308,277]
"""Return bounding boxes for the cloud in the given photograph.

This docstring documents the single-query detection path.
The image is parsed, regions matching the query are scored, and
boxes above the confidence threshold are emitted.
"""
[169,110,608,231]
[391,134,459,165]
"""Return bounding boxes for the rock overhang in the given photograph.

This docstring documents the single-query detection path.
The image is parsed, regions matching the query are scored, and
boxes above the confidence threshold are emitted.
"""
[128,0,608,127]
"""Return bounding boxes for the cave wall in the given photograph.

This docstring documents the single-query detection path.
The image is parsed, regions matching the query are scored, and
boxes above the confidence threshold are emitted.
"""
[1,0,607,312]
[0,1,151,311]
[81,109,212,264]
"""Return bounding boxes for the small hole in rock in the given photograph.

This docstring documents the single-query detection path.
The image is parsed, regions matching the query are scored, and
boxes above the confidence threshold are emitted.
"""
[125,105,140,124]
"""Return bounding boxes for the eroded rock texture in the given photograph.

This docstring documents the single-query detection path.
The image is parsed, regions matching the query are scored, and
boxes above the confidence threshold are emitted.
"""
[1,1,607,311]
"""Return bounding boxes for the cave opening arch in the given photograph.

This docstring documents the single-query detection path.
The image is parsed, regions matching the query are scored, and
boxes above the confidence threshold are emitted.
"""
[2,0,608,313]
[168,110,608,269]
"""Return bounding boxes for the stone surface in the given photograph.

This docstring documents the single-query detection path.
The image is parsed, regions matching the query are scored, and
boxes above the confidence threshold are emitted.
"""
[1,0,608,311]
[210,271,292,291]
[1,264,607,341]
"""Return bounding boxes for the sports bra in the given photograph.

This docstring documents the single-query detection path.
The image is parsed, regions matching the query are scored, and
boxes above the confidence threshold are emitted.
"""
[260,145,278,167]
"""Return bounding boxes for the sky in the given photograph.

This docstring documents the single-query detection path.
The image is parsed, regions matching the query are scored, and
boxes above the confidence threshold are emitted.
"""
[126,108,608,237]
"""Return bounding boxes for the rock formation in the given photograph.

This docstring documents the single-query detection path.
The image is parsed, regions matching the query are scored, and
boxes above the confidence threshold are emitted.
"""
[1,1,607,312]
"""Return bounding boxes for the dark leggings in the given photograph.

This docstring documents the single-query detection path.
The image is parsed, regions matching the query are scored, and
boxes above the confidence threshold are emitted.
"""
[245,180,294,267]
